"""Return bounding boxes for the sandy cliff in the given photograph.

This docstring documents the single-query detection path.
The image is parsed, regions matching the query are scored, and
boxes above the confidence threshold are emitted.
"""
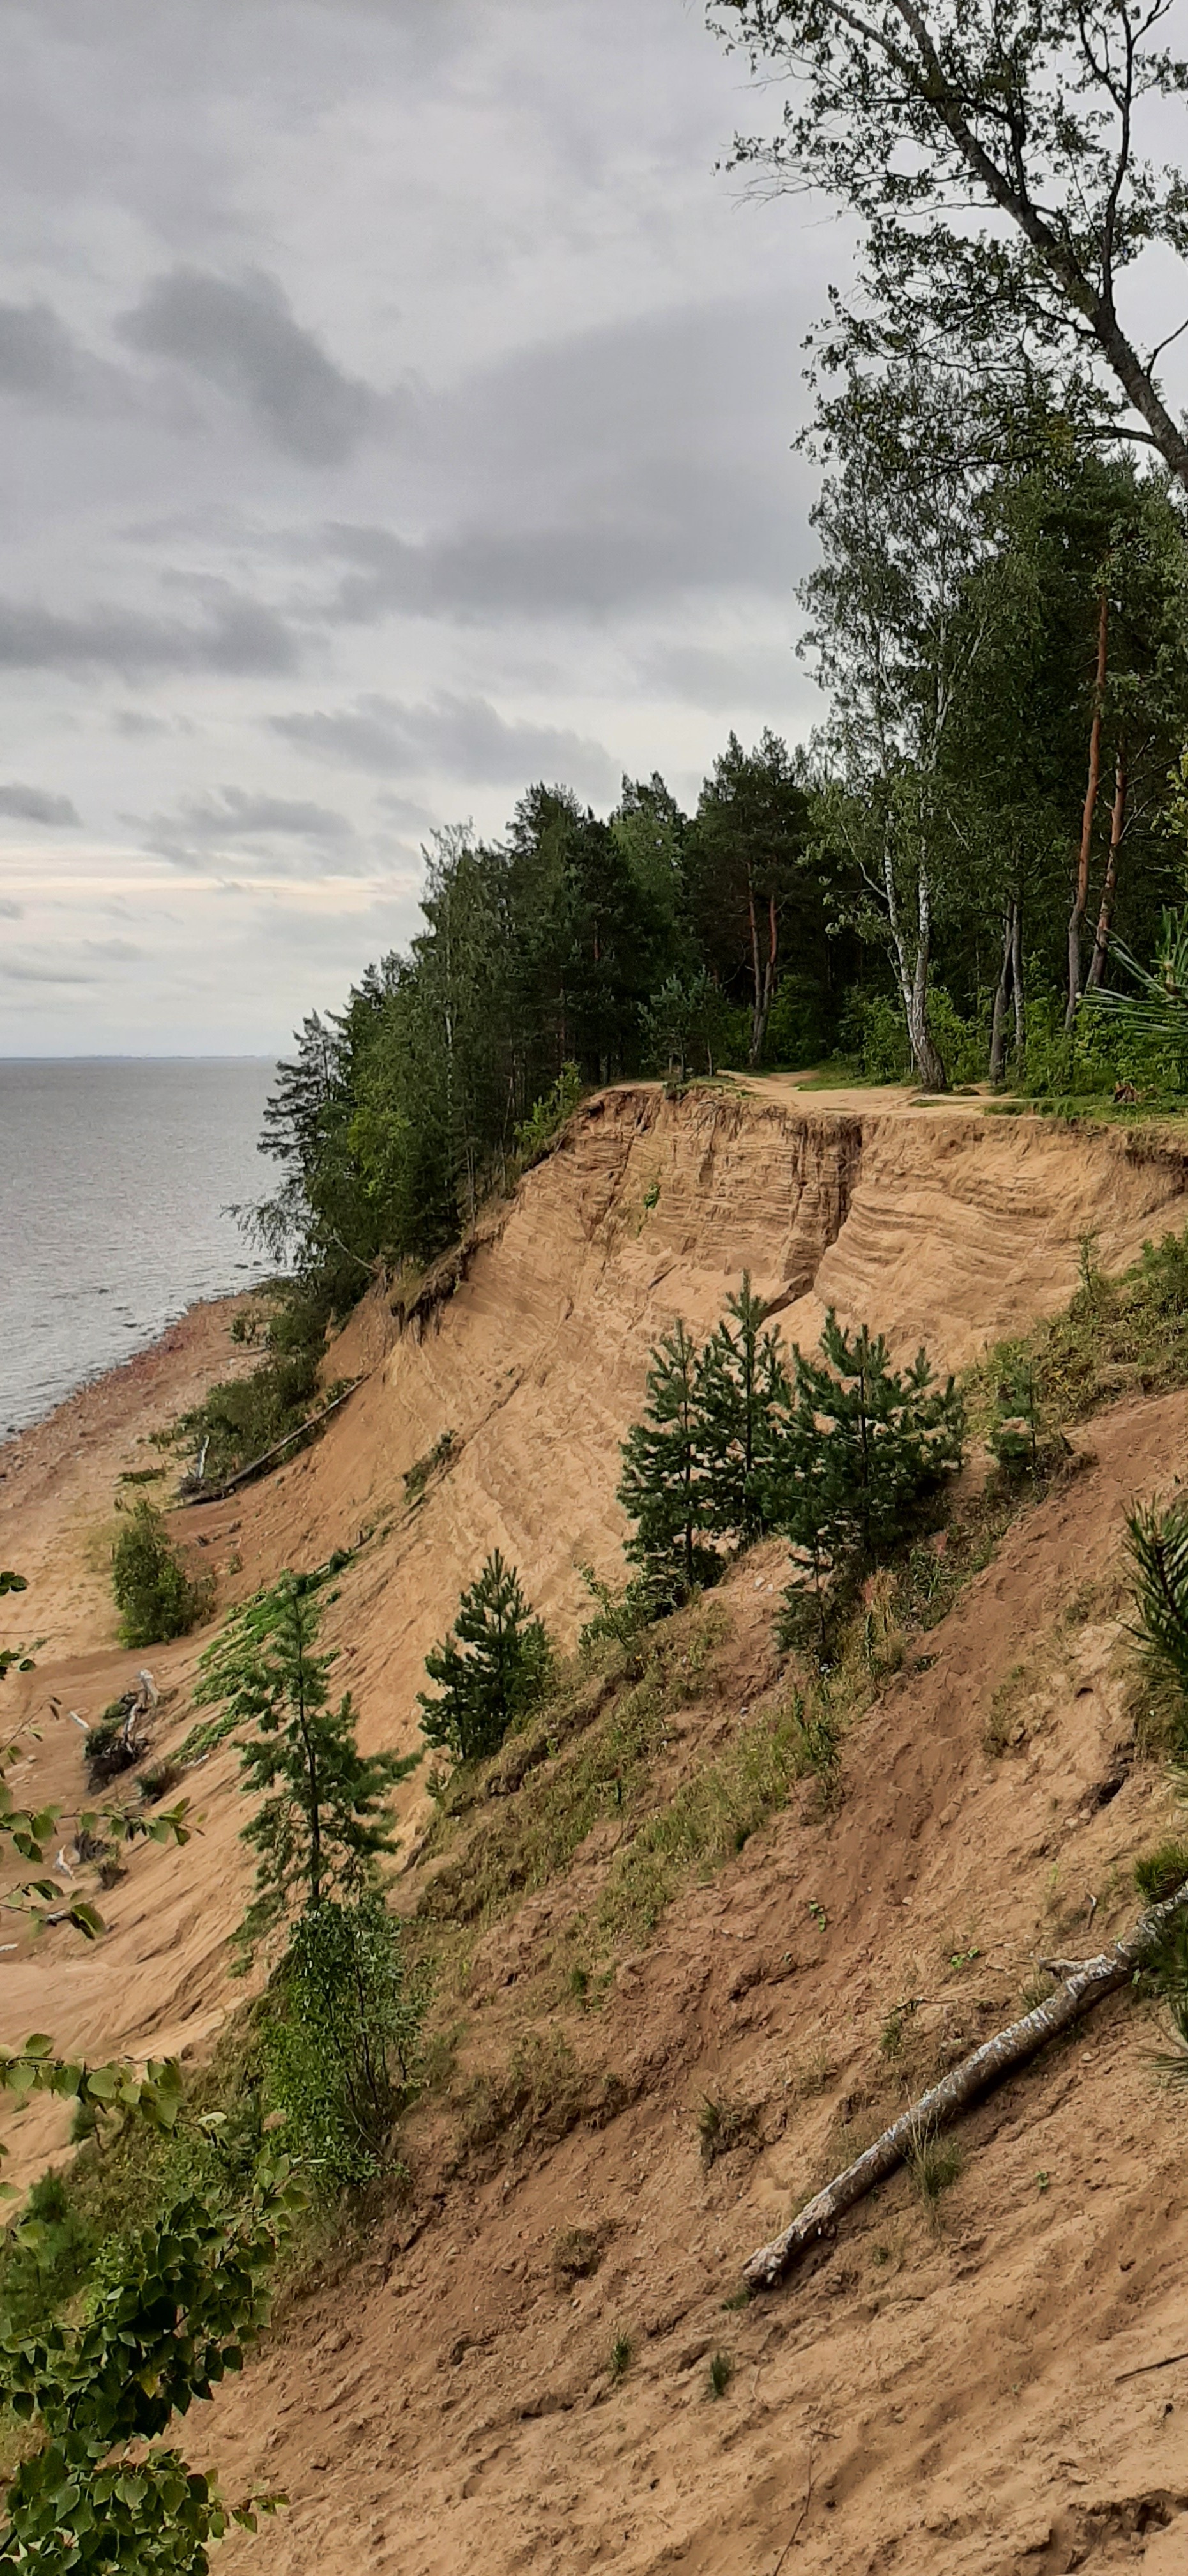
[4,1080,1188,2571]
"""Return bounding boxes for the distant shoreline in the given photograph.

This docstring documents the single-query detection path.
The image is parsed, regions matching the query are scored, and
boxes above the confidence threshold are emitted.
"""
[0,1287,253,1460]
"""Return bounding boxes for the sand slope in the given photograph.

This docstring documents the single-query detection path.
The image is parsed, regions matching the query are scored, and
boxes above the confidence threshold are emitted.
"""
[4,1083,1188,2569]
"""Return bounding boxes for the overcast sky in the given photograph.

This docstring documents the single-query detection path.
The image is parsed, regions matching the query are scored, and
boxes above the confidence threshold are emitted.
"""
[0,1,1185,1056]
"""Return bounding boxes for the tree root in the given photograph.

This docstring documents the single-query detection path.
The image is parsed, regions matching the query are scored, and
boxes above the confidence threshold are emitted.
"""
[743,1880,1188,2294]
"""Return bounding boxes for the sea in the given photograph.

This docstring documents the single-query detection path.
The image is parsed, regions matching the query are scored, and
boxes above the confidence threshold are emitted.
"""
[0,1057,278,1438]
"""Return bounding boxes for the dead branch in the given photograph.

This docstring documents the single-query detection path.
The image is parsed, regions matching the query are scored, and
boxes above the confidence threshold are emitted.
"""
[743,1880,1188,2294]
[1115,2350,1188,2384]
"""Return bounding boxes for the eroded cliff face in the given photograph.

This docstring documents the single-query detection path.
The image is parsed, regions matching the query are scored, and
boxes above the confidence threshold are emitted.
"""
[5,1084,1188,2572]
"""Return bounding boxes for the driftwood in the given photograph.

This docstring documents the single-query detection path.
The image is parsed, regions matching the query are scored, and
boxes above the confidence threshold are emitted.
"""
[743,1879,1188,2294]
[180,1381,359,1504]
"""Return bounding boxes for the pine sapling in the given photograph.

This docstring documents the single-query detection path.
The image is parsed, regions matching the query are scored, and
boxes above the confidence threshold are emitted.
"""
[418,1551,550,1766]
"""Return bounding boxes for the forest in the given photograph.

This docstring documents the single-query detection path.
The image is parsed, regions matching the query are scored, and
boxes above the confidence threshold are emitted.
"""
[246,1,1188,1322]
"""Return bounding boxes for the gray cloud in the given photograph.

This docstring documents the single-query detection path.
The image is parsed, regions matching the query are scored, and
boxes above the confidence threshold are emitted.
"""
[0,782,80,825]
[0,301,125,411]
[0,955,98,985]
[0,591,300,678]
[142,783,358,875]
[270,691,618,795]
[0,898,24,919]
[83,936,144,960]
[118,268,389,466]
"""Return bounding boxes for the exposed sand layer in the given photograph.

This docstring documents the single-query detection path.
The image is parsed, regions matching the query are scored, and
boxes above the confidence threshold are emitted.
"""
[4,1082,1188,2571]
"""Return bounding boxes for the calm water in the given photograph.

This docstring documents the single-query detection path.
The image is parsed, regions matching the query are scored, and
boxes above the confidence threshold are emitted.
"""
[0,1059,278,1436]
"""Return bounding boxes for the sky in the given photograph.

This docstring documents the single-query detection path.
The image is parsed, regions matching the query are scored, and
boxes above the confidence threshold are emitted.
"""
[0,0,839,1055]
[0,0,1185,1055]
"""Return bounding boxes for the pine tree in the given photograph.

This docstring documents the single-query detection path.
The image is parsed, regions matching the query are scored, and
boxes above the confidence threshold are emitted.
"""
[694,1272,789,1544]
[773,1310,965,1620]
[618,1319,713,1600]
[195,1571,417,1957]
[418,1551,550,1767]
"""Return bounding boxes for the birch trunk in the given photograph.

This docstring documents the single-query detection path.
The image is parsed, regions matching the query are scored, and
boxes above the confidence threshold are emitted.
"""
[1065,589,1109,1027]
[743,1878,1188,2294]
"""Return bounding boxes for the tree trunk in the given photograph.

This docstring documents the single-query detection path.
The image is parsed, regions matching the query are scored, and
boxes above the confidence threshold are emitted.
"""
[988,897,1018,1084]
[742,1876,1188,2293]
[1085,740,1129,992]
[1065,588,1109,1027]
[1011,900,1026,1063]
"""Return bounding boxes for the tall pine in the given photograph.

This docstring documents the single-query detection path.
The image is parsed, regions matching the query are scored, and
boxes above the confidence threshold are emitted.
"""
[618,1319,712,1599]
[694,1272,789,1543]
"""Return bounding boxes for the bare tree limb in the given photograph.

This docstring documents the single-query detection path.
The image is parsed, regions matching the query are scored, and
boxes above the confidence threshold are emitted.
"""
[743,1879,1188,2294]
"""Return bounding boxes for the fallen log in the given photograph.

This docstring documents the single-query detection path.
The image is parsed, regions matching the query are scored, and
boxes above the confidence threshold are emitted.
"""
[743,1878,1188,2294]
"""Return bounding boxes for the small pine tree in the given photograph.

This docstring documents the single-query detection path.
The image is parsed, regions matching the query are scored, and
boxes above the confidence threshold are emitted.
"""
[987,1358,1040,1474]
[618,1319,714,1600]
[694,1272,789,1543]
[195,1571,418,1957]
[773,1311,965,1632]
[1126,1496,1188,1753]
[418,1551,550,1766]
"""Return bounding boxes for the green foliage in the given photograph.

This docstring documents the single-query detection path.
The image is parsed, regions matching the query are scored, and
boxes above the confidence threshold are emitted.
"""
[706,2349,733,2400]
[0,1570,33,1682]
[263,1897,425,2191]
[1144,1909,1188,2088]
[1134,1842,1188,1906]
[639,971,729,1081]
[618,1320,717,1601]
[167,1285,332,1489]
[418,1552,551,1768]
[987,1359,1041,1475]
[403,1428,457,1503]
[907,2128,964,2209]
[608,2330,633,2382]
[0,2159,298,2572]
[0,2173,96,2343]
[513,1062,583,1165]
[1125,1498,1188,1756]
[774,1310,965,1642]
[694,1273,789,1545]
[111,1505,212,1651]
[195,1571,417,1956]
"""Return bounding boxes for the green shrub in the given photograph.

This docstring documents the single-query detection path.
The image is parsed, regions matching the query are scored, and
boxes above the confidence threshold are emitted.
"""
[111,1503,212,1648]
[0,2168,96,2340]
[167,1283,331,1487]
[264,1897,425,2191]
[1134,1841,1188,1905]
[514,1062,583,1166]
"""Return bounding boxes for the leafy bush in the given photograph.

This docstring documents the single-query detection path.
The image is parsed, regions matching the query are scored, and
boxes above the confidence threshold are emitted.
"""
[514,1062,583,1167]
[0,2165,296,2572]
[0,2169,95,2342]
[167,1284,331,1488]
[111,1504,212,1649]
[264,1897,425,2190]
[418,1552,551,1767]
